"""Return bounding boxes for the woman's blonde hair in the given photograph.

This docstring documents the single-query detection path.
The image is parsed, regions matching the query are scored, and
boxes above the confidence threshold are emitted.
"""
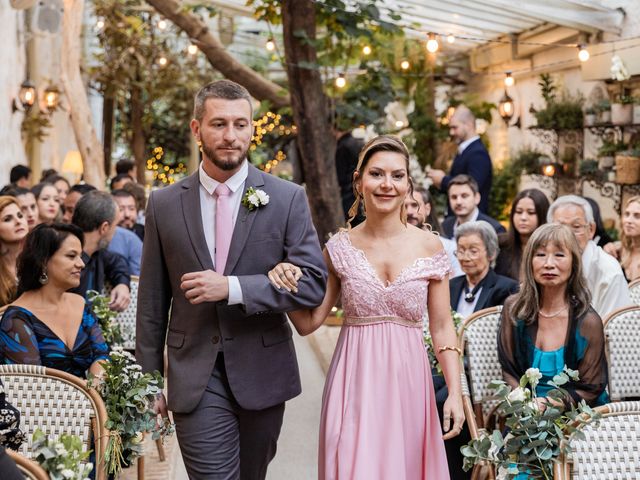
[347,135,413,227]
[509,223,591,324]
[620,196,640,271]
[0,196,22,306]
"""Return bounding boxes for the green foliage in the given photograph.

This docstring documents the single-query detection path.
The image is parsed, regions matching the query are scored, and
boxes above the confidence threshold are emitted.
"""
[534,74,584,130]
[512,147,545,175]
[32,429,92,480]
[579,159,605,182]
[462,367,601,479]
[538,73,557,105]
[88,348,173,475]
[597,140,627,158]
[87,290,126,347]
[595,99,611,113]
[489,161,519,222]
[424,309,464,373]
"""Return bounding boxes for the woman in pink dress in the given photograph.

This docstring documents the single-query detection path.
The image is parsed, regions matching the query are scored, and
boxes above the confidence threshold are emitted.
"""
[269,135,464,479]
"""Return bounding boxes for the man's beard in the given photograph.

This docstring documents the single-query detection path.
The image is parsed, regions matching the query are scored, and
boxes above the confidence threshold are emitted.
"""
[407,215,422,227]
[202,141,248,171]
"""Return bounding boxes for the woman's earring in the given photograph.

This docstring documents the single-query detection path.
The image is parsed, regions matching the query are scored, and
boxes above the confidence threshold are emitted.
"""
[39,270,48,285]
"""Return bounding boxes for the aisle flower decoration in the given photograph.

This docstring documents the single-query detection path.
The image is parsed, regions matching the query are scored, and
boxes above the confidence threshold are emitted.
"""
[32,429,92,480]
[424,309,463,373]
[461,367,600,479]
[88,347,174,475]
[87,290,127,347]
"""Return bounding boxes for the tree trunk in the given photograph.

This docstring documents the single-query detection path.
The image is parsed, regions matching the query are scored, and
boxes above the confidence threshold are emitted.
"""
[130,84,147,183]
[145,0,290,109]
[282,0,343,243]
[102,95,115,177]
[61,0,105,188]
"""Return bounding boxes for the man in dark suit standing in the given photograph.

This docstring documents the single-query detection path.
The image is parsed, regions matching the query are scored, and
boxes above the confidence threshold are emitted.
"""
[427,105,492,213]
[136,80,327,479]
[441,175,505,239]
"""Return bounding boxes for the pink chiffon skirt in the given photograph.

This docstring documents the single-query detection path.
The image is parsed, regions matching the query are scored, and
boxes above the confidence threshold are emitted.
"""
[318,320,450,479]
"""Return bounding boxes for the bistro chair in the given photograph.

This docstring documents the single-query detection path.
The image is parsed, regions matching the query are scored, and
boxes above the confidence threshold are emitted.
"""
[553,401,640,479]
[106,275,138,350]
[0,365,108,480]
[628,279,640,306]
[603,305,640,401]
[5,449,50,480]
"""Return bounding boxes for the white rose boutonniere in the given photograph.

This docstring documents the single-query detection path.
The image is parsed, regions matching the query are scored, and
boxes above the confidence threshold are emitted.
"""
[242,187,269,211]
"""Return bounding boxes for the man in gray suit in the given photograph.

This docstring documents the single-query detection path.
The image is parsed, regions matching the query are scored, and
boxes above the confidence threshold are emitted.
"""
[136,80,327,479]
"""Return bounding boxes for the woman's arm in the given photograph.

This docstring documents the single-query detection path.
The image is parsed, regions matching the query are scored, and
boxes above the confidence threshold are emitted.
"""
[269,249,341,336]
[428,274,464,439]
[0,313,42,366]
[86,310,109,378]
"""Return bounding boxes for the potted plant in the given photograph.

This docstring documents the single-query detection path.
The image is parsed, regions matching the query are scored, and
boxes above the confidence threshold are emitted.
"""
[615,148,640,185]
[595,99,611,124]
[598,139,626,169]
[584,107,596,126]
[611,94,634,125]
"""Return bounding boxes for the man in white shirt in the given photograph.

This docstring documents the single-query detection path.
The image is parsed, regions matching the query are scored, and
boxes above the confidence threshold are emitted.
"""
[549,195,632,319]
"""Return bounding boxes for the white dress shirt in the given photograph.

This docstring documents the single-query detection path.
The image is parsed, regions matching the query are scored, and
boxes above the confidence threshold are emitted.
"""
[199,161,248,305]
[456,284,483,319]
[582,240,632,319]
[453,207,480,237]
[458,135,480,154]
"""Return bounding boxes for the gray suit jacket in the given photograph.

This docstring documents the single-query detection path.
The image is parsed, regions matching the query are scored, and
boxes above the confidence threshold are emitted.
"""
[136,164,327,413]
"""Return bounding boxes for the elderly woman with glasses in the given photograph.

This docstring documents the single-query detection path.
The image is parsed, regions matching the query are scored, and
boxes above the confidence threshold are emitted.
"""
[451,220,519,317]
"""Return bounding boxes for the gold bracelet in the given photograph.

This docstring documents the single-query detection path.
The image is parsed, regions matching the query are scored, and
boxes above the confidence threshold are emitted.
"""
[437,345,462,355]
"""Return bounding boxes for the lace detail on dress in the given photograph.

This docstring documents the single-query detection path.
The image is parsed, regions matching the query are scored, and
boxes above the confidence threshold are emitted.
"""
[326,230,452,322]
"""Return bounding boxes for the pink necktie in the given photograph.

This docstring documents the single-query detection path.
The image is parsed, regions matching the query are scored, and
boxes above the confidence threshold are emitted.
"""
[214,183,232,273]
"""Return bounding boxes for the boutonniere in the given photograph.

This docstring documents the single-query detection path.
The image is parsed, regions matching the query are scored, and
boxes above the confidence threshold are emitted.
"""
[242,187,270,211]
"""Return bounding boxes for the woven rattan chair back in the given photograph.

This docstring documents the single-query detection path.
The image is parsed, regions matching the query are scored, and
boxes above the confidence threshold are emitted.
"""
[0,365,108,480]
[554,401,640,479]
[459,306,503,424]
[5,449,50,479]
[604,305,640,401]
[103,275,138,350]
[628,279,640,306]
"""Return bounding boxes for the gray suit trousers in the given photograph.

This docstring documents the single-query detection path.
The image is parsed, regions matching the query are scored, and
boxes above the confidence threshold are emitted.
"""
[173,355,285,480]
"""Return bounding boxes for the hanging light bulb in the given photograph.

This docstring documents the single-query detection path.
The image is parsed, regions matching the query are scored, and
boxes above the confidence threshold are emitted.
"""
[157,56,168,67]
[362,45,372,56]
[504,71,515,87]
[187,44,198,55]
[265,37,275,52]
[95,19,105,31]
[426,33,439,53]
[447,34,455,44]
[578,44,590,62]
[400,60,410,70]
[157,19,168,30]
[335,73,347,89]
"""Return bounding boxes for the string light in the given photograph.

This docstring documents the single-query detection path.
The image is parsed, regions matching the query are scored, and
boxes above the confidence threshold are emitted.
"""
[187,44,198,55]
[95,20,105,31]
[157,56,168,67]
[578,44,590,62]
[426,32,439,53]
[157,19,167,30]
[147,146,188,185]
[542,164,556,177]
[400,60,410,70]
[504,71,514,87]
[362,45,372,55]
[446,34,455,44]
[335,73,347,89]
[265,37,275,52]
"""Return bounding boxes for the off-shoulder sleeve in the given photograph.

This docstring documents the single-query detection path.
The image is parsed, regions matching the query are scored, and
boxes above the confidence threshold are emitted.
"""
[497,296,521,389]
[567,309,608,406]
[0,309,42,367]
[426,249,452,281]
[83,307,109,363]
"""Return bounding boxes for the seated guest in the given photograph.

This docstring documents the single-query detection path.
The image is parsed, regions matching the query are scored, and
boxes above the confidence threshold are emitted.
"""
[43,174,71,205]
[115,158,137,180]
[31,182,60,225]
[451,221,518,317]
[442,175,505,239]
[2,187,38,231]
[62,183,97,224]
[405,188,462,277]
[0,197,28,306]
[110,173,134,191]
[122,181,147,226]
[495,189,549,282]
[498,223,608,407]
[9,165,31,189]
[0,223,108,379]
[71,191,131,312]
[112,189,144,241]
[600,196,640,282]
[0,378,26,480]
[108,226,142,276]
[549,195,631,319]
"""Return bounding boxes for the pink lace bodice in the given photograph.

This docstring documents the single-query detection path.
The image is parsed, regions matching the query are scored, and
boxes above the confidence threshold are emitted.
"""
[326,230,451,322]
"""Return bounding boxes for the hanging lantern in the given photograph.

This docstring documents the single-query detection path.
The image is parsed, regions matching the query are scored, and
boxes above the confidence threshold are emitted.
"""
[17,80,36,110]
[43,85,60,110]
[498,90,515,123]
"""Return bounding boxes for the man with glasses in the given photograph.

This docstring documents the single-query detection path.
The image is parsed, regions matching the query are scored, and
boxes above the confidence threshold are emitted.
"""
[549,195,631,319]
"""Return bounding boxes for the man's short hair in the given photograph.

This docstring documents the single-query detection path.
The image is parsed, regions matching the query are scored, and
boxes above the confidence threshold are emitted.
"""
[193,80,253,122]
[110,174,133,191]
[111,189,135,200]
[115,159,136,175]
[413,187,430,205]
[547,195,595,224]
[0,186,29,197]
[447,174,479,195]
[72,191,117,233]
[10,165,31,184]
[69,183,97,196]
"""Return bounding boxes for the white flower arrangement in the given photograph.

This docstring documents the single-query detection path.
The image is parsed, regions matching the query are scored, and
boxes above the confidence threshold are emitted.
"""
[242,187,270,211]
[32,429,92,480]
[610,55,630,82]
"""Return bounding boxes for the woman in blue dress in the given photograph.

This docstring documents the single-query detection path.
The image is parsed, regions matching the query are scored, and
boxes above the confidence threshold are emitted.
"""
[0,223,108,379]
[498,223,608,408]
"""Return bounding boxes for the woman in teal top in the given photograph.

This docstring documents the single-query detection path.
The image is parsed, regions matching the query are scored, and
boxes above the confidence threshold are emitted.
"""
[498,223,608,408]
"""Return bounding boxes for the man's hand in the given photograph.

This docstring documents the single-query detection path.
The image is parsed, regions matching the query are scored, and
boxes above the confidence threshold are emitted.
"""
[109,284,131,312]
[154,392,170,427]
[180,270,229,304]
[426,168,446,188]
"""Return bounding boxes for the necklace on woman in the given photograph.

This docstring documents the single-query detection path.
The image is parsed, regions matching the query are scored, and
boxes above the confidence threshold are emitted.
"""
[538,305,568,318]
